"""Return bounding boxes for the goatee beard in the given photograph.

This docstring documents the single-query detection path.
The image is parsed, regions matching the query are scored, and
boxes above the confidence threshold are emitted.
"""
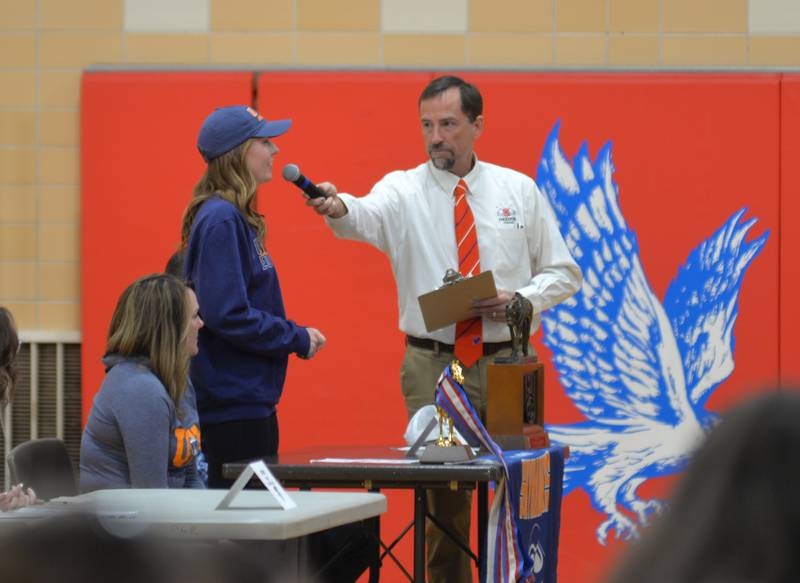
[431,157,455,171]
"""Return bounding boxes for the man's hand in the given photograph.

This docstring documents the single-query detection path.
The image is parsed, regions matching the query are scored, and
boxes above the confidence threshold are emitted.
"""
[472,289,516,321]
[304,327,327,359]
[306,182,348,218]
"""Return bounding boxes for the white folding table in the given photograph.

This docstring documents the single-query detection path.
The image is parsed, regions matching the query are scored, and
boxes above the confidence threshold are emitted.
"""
[0,489,386,578]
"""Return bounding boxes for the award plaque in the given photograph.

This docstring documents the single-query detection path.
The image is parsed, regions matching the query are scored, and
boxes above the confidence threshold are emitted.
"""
[485,293,550,450]
[486,360,548,450]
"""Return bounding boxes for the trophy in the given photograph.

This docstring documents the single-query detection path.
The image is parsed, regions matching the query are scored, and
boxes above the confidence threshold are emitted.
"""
[486,293,549,449]
[417,361,475,464]
[494,292,535,364]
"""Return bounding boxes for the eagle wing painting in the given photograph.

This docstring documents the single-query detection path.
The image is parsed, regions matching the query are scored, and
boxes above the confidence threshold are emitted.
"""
[536,123,768,545]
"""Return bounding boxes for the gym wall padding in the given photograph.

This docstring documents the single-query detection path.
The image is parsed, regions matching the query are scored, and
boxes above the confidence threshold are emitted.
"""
[82,71,792,583]
[253,71,433,452]
[81,71,254,422]
[781,76,800,384]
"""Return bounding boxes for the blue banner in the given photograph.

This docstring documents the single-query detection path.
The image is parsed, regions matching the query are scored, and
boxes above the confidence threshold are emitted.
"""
[502,448,565,583]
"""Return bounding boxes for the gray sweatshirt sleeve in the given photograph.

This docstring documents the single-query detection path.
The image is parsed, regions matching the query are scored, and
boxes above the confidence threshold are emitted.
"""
[112,373,173,488]
[178,382,205,489]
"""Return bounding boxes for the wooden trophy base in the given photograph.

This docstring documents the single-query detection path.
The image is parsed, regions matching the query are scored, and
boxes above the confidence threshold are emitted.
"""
[491,425,550,450]
[486,359,546,450]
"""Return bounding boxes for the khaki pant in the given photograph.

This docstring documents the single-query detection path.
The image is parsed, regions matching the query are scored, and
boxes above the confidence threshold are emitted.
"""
[400,341,519,583]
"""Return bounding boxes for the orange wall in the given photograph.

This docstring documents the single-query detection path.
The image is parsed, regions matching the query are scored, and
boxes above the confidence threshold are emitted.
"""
[781,77,800,384]
[81,70,254,421]
[82,71,794,583]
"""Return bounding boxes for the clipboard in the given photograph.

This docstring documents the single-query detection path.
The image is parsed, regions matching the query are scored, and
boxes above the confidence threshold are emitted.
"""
[418,271,497,332]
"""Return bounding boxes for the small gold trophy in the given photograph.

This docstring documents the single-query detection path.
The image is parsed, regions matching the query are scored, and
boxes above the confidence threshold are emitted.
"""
[420,361,476,464]
[435,405,455,447]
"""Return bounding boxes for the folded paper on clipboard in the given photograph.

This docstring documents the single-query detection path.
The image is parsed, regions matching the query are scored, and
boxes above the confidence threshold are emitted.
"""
[418,271,497,332]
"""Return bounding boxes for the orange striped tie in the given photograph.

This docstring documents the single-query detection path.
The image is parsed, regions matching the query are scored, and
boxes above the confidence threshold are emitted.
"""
[453,178,483,367]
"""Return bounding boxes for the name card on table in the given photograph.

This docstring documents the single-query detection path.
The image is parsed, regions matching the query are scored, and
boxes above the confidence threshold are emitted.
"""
[216,460,297,511]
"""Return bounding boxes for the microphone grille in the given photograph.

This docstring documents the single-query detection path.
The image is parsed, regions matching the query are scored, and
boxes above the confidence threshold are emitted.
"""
[282,164,300,181]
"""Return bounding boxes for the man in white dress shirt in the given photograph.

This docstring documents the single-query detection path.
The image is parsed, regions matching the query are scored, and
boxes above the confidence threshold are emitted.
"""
[308,76,581,583]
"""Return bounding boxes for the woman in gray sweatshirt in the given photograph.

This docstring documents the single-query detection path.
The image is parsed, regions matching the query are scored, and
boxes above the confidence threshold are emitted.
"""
[80,274,205,491]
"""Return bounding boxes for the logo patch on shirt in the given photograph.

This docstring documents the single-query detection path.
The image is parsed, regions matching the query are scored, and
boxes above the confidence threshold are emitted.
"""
[496,205,522,228]
[173,424,202,468]
[253,237,274,271]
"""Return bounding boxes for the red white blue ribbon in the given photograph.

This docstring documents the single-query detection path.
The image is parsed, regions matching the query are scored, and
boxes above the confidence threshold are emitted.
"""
[436,363,525,583]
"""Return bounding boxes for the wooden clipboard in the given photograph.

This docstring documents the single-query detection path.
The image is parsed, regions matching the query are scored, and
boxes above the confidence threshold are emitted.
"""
[418,271,497,332]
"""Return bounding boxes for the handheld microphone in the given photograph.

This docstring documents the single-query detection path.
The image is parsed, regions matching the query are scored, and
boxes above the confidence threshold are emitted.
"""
[282,164,325,199]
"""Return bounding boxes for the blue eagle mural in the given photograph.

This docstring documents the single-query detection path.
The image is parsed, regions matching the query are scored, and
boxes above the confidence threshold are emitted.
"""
[536,123,769,545]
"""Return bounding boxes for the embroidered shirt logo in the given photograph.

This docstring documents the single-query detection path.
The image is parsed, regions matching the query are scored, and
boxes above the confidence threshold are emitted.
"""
[253,237,273,271]
[496,205,521,228]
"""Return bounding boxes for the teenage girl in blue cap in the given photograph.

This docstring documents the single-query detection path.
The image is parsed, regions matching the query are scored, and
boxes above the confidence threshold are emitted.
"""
[181,106,326,487]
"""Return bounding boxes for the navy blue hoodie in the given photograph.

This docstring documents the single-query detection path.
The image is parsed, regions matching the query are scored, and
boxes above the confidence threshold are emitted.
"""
[185,197,310,425]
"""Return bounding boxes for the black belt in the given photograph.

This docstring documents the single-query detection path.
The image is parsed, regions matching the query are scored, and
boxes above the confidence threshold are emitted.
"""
[406,335,513,357]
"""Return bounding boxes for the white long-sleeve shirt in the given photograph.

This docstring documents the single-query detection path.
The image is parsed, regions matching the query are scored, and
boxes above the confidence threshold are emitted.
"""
[327,158,582,343]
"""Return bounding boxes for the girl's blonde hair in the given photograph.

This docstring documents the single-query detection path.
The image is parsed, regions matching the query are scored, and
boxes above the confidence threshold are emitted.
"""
[180,139,265,248]
[106,274,191,410]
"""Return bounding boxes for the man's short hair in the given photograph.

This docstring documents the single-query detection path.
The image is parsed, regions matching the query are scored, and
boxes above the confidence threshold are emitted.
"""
[419,76,483,122]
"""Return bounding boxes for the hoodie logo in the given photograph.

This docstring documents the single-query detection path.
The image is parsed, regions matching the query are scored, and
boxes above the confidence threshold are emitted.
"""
[253,237,273,271]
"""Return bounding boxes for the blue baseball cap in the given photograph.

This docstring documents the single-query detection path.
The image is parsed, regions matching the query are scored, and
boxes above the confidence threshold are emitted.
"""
[197,105,292,162]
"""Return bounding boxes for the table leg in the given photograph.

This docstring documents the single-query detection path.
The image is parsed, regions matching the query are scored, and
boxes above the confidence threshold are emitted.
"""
[368,514,381,583]
[478,482,487,583]
[294,536,307,580]
[414,487,426,582]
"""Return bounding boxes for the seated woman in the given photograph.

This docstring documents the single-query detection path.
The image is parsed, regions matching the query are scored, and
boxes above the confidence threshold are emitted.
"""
[80,274,205,491]
[0,306,37,511]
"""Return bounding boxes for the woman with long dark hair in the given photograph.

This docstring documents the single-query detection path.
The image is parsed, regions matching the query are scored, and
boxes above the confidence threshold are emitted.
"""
[0,307,37,511]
